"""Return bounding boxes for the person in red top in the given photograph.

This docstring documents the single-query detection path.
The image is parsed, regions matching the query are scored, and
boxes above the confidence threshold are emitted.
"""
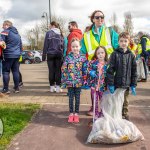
[66,21,83,55]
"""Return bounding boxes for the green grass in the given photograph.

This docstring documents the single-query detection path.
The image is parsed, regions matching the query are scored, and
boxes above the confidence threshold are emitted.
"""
[0,103,40,150]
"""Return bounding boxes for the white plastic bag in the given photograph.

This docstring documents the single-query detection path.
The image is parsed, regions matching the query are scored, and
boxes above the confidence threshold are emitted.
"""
[136,58,145,79]
[87,89,144,144]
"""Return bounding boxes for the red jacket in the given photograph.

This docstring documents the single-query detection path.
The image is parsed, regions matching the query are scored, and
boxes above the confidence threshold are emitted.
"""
[67,29,83,55]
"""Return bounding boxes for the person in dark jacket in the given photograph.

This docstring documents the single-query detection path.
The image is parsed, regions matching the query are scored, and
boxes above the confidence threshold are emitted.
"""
[66,21,82,55]
[0,20,22,94]
[106,32,137,120]
[137,32,150,81]
[42,21,64,93]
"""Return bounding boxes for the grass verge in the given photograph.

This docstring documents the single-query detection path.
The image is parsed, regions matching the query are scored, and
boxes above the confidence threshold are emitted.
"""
[0,103,40,150]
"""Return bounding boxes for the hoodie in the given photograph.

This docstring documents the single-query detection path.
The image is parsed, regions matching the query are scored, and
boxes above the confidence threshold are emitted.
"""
[67,29,83,55]
[43,28,64,57]
[106,48,137,88]
[0,26,22,58]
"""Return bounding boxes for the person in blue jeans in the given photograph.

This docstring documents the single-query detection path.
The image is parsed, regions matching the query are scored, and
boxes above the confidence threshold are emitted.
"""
[0,20,22,94]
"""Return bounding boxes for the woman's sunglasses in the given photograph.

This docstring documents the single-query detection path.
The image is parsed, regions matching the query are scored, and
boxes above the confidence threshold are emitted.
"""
[94,16,104,20]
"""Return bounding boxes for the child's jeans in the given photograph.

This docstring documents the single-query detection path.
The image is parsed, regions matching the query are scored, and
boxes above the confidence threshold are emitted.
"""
[91,88,103,118]
[68,87,81,113]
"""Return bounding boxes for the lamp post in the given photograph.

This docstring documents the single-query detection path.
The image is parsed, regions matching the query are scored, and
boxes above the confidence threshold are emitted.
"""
[42,12,49,30]
[49,0,51,23]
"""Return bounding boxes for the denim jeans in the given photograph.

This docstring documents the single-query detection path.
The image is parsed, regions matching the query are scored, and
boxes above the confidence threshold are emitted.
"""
[2,58,19,90]
[68,87,81,113]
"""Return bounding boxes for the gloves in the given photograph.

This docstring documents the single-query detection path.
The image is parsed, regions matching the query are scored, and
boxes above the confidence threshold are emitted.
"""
[131,86,136,96]
[89,70,97,78]
[108,85,115,94]
[42,54,46,61]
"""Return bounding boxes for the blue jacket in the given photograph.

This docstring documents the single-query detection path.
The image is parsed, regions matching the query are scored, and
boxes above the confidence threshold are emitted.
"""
[43,28,64,57]
[1,26,22,58]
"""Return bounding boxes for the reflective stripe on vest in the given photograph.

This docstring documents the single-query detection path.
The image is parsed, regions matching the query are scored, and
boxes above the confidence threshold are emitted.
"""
[137,37,150,54]
[84,27,113,60]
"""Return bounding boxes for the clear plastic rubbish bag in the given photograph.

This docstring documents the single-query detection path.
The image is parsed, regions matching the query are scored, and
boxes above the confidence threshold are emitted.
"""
[136,58,145,79]
[87,88,144,144]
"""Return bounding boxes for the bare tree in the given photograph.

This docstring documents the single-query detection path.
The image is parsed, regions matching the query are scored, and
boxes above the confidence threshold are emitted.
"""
[24,15,69,50]
[123,12,133,36]
[109,13,122,33]
[41,14,69,36]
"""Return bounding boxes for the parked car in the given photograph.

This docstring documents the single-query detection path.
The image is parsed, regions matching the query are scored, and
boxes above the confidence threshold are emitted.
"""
[21,50,35,64]
[30,50,42,63]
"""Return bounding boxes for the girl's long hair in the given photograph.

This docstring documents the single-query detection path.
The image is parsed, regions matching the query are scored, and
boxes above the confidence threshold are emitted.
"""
[50,21,64,37]
[92,46,108,62]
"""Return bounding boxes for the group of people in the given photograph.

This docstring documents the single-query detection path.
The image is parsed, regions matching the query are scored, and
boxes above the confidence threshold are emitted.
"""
[0,10,149,121]
[42,9,149,125]
[0,9,148,144]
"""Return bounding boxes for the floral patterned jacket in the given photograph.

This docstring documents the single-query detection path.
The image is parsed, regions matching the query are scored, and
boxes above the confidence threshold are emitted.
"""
[87,59,107,91]
[61,52,88,88]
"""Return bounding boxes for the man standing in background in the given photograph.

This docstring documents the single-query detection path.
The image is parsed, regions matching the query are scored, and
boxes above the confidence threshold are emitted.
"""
[66,21,83,55]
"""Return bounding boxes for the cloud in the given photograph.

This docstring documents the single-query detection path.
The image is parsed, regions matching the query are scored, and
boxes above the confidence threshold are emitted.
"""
[1,0,150,41]
[5,0,50,22]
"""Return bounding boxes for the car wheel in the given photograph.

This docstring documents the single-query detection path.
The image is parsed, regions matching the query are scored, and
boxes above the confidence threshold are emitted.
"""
[24,59,31,64]
[34,57,41,63]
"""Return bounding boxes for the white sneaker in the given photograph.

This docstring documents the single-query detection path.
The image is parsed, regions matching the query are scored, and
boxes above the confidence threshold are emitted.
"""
[50,86,55,92]
[56,85,61,93]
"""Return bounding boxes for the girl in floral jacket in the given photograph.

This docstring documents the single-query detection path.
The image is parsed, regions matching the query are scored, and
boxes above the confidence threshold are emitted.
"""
[87,46,108,120]
[61,38,88,123]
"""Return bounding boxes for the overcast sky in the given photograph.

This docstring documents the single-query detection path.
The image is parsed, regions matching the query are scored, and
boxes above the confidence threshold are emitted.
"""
[0,0,150,44]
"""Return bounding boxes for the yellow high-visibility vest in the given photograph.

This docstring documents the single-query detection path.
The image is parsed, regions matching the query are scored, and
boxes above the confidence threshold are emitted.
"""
[137,37,150,54]
[128,44,137,55]
[84,27,113,60]
[19,55,23,62]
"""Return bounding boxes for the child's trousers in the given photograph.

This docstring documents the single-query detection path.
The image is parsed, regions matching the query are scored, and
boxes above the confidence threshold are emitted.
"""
[91,88,103,118]
[68,87,81,113]
[122,89,129,117]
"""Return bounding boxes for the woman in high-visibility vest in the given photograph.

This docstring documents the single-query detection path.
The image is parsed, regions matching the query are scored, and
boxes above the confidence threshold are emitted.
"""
[81,10,119,61]
[81,10,119,116]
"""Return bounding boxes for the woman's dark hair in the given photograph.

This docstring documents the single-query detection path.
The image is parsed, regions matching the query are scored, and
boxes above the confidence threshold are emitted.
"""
[50,21,64,37]
[69,21,78,28]
[89,10,105,30]
[92,46,108,62]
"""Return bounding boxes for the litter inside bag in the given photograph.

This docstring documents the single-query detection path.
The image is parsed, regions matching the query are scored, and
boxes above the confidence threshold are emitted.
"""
[87,89,144,144]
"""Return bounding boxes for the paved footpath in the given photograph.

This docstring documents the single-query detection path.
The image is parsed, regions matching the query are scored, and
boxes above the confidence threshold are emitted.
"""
[0,63,150,150]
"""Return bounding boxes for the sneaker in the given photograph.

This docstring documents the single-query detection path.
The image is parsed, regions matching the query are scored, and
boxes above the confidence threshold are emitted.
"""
[68,114,74,123]
[1,88,10,94]
[14,87,20,93]
[50,86,55,92]
[19,82,23,88]
[86,106,93,116]
[56,85,61,93]
[74,114,79,123]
